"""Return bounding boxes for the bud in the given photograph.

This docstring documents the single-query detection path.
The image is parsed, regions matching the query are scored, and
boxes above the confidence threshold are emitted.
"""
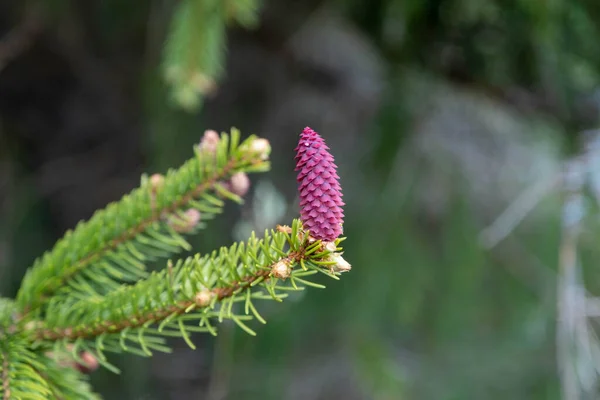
[276,225,292,234]
[229,172,250,197]
[198,130,220,154]
[323,241,337,252]
[194,290,214,307]
[23,321,42,332]
[46,345,99,374]
[251,138,271,160]
[190,72,217,95]
[168,209,201,233]
[76,351,99,374]
[175,86,200,111]
[271,260,291,279]
[150,173,164,191]
[330,253,351,273]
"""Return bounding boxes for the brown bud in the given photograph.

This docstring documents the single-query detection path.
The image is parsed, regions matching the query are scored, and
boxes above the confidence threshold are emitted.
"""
[276,225,292,234]
[271,260,291,279]
[229,172,250,197]
[194,290,214,307]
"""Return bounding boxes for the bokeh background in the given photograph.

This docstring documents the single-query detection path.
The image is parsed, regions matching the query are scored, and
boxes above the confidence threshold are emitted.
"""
[1,0,600,399]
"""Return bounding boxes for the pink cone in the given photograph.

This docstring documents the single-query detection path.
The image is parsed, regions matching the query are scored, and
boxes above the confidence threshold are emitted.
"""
[295,127,344,241]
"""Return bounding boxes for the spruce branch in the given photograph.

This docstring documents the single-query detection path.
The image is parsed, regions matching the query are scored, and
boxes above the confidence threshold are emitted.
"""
[162,0,262,111]
[16,128,270,315]
[163,0,226,111]
[1,124,350,397]
[25,220,350,369]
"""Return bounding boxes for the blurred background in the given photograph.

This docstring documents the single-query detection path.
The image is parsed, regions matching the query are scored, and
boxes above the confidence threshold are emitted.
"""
[1,0,600,399]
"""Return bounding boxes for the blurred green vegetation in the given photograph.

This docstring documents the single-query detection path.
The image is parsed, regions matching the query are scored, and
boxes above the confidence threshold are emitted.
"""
[2,0,600,399]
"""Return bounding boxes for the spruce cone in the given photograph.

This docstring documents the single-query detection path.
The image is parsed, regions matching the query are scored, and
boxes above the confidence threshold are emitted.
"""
[294,127,344,241]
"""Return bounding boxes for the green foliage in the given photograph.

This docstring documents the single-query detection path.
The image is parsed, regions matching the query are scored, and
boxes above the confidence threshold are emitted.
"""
[29,220,345,372]
[162,0,262,111]
[40,357,100,400]
[0,127,350,399]
[0,334,100,400]
[16,128,269,314]
[0,338,53,400]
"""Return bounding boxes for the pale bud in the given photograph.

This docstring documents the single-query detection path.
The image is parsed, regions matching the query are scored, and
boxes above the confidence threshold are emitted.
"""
[77,351,99,374]
[324,241,337,252]
[190,72,217,95]
[330,254,351,273]
[251,138,271,160]
[194,290,214,307]
[175,86,200,111]
[24,321,42,331]
[150,174,164,191]
[271,260,291,279]
[168,209,201,233]
[229,172,250,197]
[198,130,220,154]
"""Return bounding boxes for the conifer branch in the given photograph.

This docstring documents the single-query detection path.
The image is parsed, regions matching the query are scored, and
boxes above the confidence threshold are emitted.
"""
[162,0,262,111]
[1,124,349,397]
[26,220,350,364]
[16,128,270,314]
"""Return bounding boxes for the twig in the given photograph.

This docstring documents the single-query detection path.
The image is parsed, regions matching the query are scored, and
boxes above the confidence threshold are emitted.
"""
[479,172,561,248]
[34,268,271,341]
[32,248,307,341]
[556,159,588,400]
